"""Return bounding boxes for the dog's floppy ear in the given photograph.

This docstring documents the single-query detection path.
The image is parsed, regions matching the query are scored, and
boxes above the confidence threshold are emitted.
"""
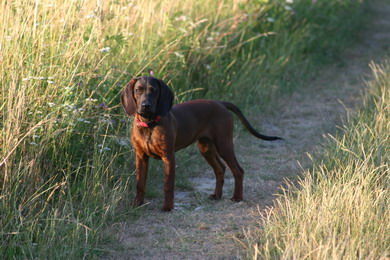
[121,78,138,116]
[156,79,174,117]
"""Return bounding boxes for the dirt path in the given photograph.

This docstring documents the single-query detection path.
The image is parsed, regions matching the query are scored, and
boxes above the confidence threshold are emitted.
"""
[105,2,389,259]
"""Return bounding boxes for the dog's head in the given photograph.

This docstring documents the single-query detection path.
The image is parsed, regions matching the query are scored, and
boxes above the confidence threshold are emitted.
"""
[121,76,174,119]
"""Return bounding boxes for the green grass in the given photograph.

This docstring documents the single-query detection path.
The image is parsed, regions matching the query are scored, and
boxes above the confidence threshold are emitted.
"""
[0,0,366,258]
[244,60,389,259]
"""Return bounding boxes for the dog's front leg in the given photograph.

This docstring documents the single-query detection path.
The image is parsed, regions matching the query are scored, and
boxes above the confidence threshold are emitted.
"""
[161,153,175,211]
[133,152,149,207]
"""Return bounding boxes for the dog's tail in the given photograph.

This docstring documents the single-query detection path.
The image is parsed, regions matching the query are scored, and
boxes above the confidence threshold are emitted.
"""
[221,101,283,141]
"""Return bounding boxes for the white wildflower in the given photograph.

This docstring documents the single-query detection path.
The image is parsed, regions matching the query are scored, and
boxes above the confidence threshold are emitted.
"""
[85,98,98,102]
[116,137,130,147]
[266,17,275,23]
[98,145,111,153]
[85,14,96,19]
[30,142,38,146]
[174,52,184,58]
[64,104,74,111]
[100,47,111,53]
[179,28,188,34]
[99,118,113,125]
[27,76,46,80]
[205,64,211,70]
[127,3,139,9]
[286,0,293,3]
[190,18,208,29]
[175,15,188,22]
[284,5,293,11]
[47,80,55,84]
[242,13,249,18]
[47,102,55,107]
[77,118,91,124]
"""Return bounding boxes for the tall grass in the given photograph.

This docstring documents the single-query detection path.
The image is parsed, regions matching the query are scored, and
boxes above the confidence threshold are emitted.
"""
[244,60,389,259]
[1,0,364,258]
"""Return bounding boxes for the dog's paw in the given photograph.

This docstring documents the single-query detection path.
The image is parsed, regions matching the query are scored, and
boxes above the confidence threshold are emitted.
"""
[208,194,222,200]
[161,205,173,212]
[132,198,144,208]
[230,196,243,202]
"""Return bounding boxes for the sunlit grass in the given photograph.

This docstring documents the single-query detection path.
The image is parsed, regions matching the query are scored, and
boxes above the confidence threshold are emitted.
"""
[1,0,364,258]
[244,60,389,259]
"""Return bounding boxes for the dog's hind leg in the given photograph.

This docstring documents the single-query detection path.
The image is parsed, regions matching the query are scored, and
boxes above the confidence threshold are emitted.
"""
[214,138,244,202]
[197,138,226,199]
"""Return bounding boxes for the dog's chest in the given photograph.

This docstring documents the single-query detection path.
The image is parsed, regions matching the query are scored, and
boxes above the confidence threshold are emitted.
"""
[132,128,167,159]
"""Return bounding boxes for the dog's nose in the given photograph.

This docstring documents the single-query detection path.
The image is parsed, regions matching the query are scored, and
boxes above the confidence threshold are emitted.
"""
[141,103,151,110]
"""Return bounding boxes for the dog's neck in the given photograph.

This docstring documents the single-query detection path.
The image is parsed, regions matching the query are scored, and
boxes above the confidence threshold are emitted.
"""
[134,114,161,128]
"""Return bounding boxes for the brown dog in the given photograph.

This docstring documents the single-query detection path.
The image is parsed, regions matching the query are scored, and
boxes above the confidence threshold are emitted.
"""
[121,76,282,211]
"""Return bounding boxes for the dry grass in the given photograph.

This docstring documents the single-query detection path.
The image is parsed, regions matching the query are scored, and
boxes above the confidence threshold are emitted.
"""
[244,60,390,259]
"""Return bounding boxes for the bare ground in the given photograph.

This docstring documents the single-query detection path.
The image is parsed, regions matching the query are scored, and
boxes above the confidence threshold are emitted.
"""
[104,2,389,259]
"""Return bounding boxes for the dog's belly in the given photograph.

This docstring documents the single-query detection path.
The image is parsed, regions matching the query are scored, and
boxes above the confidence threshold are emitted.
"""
[174,129,210,152]
[174,138,197,151]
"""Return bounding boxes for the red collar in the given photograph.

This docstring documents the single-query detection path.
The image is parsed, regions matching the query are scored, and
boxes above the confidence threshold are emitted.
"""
[135,116,161,128]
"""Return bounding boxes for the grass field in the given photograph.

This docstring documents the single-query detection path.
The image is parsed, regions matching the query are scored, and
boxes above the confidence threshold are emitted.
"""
[1,0,365,258]
[244,60,389,259]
